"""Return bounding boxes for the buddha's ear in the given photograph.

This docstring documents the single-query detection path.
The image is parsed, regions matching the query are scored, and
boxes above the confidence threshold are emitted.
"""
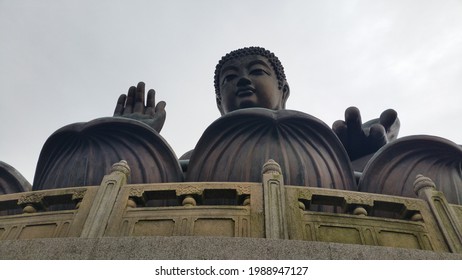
[216,95,225,115]
[281,82,290,109]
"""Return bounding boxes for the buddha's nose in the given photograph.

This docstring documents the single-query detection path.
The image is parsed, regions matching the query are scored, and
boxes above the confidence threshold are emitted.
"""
[237,76,251,86]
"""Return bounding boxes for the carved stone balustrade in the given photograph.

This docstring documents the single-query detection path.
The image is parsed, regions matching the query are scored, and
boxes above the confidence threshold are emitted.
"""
[0,160,461,255]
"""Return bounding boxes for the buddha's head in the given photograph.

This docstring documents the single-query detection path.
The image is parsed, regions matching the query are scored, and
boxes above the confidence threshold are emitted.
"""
[214,46,290,115]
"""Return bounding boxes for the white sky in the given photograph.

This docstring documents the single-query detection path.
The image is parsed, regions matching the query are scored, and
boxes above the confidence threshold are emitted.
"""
[1,0,461,184]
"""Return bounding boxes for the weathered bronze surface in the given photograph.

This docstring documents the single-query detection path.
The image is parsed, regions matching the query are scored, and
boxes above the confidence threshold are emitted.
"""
[186,108,356,191]
[32,117,183,190]
[359,135,462,204]
[29,46,394,191]
[0,161,31,194]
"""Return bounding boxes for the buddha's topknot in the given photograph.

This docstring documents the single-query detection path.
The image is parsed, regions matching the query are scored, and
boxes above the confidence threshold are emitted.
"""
[214,46,287,98]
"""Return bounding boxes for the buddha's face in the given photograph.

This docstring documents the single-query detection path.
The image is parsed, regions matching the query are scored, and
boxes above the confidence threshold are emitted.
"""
[217,55,289,115]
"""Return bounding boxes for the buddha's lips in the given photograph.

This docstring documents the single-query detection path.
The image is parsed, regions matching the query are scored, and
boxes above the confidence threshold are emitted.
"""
[236,88,255,97]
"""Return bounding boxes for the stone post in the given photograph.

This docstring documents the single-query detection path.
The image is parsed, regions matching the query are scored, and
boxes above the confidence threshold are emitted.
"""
[80,160,131,238]
[262,159,288,239]
[414,174,462,253]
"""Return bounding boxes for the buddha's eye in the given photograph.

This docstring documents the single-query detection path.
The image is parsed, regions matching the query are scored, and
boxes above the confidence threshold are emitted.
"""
[250,68,269,76]
[222,74,237,84]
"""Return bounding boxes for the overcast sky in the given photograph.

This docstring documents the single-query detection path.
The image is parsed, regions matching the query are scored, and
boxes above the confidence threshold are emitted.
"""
[1,0,461,183]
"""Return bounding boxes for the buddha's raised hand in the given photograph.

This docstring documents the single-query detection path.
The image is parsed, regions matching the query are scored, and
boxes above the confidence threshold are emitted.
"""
[113,81,166,133]
[332,107,399,160]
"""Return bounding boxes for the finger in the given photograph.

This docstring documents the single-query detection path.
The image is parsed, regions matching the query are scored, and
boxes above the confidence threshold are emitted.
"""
[134,82,145,113]
[332,120,348,147]
[344,106,362,134]
[113,94,126,116]
[146,89,156,111]
[368,124,388,149]
[152,104,166,133]
[379,109,397,131]
[124,86,136,114]
[146,100,166,117]
[154,100,166,113]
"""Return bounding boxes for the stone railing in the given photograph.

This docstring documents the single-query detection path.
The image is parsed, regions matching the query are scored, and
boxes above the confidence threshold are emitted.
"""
[0,160,461,254]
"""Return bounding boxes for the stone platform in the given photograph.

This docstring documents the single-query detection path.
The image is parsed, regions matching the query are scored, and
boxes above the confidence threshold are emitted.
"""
[1,236,461,260]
